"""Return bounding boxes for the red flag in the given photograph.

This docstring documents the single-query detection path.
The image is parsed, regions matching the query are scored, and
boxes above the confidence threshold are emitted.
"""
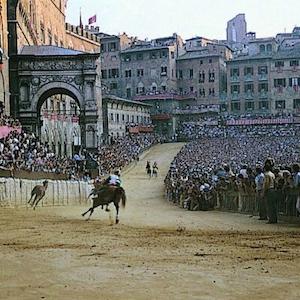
[88,15,97,25]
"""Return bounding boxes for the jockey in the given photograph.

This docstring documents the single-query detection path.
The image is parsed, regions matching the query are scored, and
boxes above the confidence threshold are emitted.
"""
[105,170,121,187]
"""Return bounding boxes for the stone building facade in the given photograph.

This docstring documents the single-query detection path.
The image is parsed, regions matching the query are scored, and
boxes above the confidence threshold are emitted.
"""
[102,95,151,142]
[176,43,232,105]
[120,34,184,99]
[97,32,135,97]
[0,0,9,113]
[226,30,300,114]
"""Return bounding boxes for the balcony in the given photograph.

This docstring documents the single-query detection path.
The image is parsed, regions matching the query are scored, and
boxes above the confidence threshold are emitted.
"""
[230,75,240,83]
[231,92,240,101]
[258,73,268,81]
[259,90,269,99]
[244,74,253,82]
[244,91,254,100]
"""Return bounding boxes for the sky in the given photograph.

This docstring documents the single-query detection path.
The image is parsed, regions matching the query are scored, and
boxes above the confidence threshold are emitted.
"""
[66,0,300,40]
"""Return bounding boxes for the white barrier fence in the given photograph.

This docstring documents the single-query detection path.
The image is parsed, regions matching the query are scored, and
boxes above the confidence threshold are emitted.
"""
[0,178,92,207]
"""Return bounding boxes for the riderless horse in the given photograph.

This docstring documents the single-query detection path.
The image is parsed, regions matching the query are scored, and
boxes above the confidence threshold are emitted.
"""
[28,180,48,210]
[82,185,126,224]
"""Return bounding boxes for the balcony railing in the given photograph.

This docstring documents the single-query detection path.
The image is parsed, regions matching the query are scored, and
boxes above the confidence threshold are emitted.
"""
[244,74,253,82]
[231,92,240,100]
[258,73,268,81]
[259,91,269,99]
[230,75,240,83]
[244,92,254,100]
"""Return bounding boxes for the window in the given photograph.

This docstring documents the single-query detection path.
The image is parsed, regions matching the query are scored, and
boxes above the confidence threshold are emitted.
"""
[178,70,183,79]
[161,66,167,75]
[48,29,52,45]
[266,44,272,52]
[209,59,212,63]
[293,99,300,109]
[101,43,107,52]
[231,102,241,111]
[160,51,168,58]
[245,102,255,111]
[274,78,286,87]
[199,71,205,83]
[137,53,143,60]
[189,69,194,79]
[150,52,157,59]
[230,68,240,77]
[162,85,166,91]
[109,69,119,78]
[199,88,205,97]
[126,88,131,98]
[171,52,175,59]
[40,22,45,43]
[289,77,300,86]
[275,100,286,109]
[200,60,203,65]
[110,82,118,90]
[125,70,132,78]
[275,61,284,68]
[137,69,144,77]
[244,83,254,93]
[209,88,215,96]
[190,86,194,92]
[124,55,131,62]
[259,45,265,53]
[258,83,268,92]
[116,113,120,123]
[244,67,253,76]
[290,60,299,67]
[231,85,240,94]
[108,42,117,51]
[110,113,114,121]
[101,70,108,79]
[209,71,215,82]
[259,101,269,110]
[258,66,268,74]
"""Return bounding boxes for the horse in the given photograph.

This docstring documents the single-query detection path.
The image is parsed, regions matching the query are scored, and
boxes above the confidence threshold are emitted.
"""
[28,180,48,210]
[82,185,126,223]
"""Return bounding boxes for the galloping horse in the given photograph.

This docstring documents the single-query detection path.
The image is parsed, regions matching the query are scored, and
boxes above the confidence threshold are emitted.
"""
[82,185,126,223]
[28,180,48,210]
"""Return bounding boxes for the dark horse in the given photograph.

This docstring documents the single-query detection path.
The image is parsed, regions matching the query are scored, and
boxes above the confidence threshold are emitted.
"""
[82,186,126,223]
[28,180,48,210]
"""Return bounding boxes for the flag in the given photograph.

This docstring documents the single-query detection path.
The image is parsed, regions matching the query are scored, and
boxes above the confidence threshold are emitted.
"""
[88,14,97,25]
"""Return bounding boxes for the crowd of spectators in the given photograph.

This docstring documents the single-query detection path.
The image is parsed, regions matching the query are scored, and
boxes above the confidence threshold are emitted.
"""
[165,126,300,220]
[0,127,159,180]
[177,122,300,140]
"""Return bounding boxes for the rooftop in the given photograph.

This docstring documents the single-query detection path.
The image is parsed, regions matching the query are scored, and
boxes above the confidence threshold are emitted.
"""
[103,95,152,107]
[20,46,85,56]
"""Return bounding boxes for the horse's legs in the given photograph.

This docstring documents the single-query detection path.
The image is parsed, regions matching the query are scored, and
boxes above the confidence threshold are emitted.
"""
[28,194,34,205]
[31,194,38,208]
[33,195,44,210]
[82,207,92,217]
[114,202,120,224]
[82,207,95,220]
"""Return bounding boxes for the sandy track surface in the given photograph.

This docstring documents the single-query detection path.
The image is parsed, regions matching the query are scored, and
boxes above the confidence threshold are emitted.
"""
[0,143,299,300]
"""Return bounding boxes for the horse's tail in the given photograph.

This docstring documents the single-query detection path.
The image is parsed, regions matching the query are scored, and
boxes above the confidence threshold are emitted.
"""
[121,189,126,208]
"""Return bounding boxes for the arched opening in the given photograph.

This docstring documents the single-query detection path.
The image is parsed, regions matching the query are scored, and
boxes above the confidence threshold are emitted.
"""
[37,88,82,158]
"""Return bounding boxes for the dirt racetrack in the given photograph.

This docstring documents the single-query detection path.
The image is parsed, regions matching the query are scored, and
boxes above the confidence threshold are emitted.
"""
[0,143,300,300]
